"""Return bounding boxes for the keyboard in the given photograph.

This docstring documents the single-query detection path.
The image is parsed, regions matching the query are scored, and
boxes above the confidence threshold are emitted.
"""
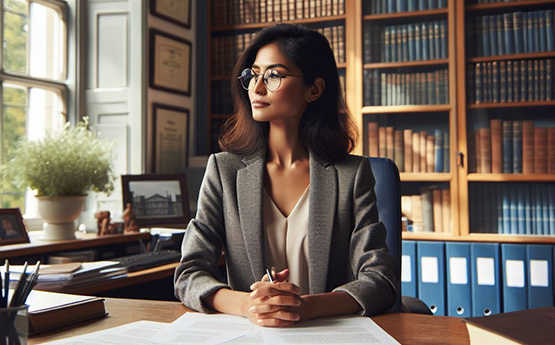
[111,250,182,272]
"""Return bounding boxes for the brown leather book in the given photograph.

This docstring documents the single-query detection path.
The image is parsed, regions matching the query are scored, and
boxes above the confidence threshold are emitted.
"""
[534,127,548,174]
[394,130,404,171]
[386,126,394,161]
[475,130,482,174]
[379,126,387,158]
[368,122,379,157]
[479,128,492,174]
[522,121,535,174]
[420,131,427,172]
[412,132,420,173]
[490,119,503,173]
[548,127,555,174]
[463,307,555,345]
[426,135,435,173]
[404,129,413,173]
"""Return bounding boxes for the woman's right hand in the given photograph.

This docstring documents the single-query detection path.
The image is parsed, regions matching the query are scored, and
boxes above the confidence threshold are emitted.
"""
[243,268,303,327]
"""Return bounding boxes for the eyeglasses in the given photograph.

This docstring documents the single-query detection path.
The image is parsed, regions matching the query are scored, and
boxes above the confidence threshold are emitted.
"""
[238,68,303,92]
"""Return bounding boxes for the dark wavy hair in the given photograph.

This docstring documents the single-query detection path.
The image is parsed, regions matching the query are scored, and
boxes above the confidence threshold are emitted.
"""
[218,23,358,162]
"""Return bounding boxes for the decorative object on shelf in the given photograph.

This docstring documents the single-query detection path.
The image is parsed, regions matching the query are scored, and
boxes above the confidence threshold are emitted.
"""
[152,103,190,173]
[150,0,191,28]
[121,174,190,227]
[0,208,29,245]
[149,29,192,96]
[123,203,140,233]
[3,117,115,240]
[94,210,124,236]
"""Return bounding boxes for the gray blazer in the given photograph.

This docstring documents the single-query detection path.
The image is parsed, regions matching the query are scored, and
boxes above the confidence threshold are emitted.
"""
[174,149,399,316]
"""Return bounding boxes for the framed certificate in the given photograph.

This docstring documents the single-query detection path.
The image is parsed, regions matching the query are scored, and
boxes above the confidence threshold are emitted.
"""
[152,103,190,174]
[150,29,192,95]
[151,0,191,28]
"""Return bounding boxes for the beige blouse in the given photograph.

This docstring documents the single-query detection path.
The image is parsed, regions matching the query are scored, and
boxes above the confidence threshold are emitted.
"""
[263,187,310,295]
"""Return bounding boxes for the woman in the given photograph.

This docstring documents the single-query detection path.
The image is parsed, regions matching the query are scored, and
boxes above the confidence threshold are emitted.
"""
[175,23,398,327]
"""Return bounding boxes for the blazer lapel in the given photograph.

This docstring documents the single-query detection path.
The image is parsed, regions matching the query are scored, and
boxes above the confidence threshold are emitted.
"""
[308,153,337,294]
[237,149,266,281]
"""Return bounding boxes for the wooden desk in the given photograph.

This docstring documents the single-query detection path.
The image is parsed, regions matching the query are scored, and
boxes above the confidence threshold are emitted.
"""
[30,298,470,345]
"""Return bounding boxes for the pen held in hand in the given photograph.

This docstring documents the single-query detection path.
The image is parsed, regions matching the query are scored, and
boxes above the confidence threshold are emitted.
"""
[265,268,274,283]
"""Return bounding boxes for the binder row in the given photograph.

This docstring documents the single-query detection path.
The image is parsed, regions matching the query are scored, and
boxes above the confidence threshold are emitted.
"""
[401,186,451,233]
[363,20,448,63]
[363,68,449,106]
[367,124,449,173]
[469,120,555,175]
[469,183,555,236]
[211,0,345,27]
[364,0,447,15]
[402,241,555,317]
[470,10,555,57]
[467,59,554,104]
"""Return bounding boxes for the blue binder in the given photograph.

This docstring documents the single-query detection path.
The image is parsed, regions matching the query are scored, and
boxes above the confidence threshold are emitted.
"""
[501,244,528,312]
[417,241,445,316]
[526,244,553,309]
[470,243,501,316]
[446,242,472,317]
[401,240,418,298]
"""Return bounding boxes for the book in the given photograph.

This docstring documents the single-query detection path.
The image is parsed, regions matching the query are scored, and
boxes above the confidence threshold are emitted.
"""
[25,290,107,335]
[463,306,555,345]
[490,119,502,174]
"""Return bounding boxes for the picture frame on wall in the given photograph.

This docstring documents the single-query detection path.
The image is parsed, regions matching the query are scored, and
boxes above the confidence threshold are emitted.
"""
[150,0,191,29]
[0,208,30,246]
[152,103,190,174]
[150,29,192,96]
[121,174,190,227]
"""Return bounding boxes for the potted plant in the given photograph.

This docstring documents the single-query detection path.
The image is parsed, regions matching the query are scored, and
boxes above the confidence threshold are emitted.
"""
[3,117,115,240]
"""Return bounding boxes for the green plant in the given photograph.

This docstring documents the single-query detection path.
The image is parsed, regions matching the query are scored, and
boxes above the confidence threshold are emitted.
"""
[3,117,115,197]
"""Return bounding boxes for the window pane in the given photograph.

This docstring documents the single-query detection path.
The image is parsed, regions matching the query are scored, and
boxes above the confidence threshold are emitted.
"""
[3,0,28,74]
[29,2,65,80]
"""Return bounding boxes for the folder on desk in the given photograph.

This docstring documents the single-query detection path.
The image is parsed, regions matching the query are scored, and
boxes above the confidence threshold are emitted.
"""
[526,244,553,309]
[470,243,501,316]
[417,241,445,316]
[501,244,528,313]
[401,240,418,298]
[446,242,472,317]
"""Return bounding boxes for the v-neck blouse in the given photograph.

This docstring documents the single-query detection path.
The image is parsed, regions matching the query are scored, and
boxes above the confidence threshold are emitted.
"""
[263,187,310,295]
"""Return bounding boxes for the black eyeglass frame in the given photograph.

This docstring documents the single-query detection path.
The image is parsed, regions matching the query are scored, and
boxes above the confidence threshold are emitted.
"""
[238,68,304,92]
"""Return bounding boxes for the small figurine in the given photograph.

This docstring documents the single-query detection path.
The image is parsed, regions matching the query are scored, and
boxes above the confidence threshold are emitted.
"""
[123,203,140,233]
[95,211,111,235]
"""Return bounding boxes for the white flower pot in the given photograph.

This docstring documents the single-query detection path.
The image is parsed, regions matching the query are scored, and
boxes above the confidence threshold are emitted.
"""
[37,195,87,240]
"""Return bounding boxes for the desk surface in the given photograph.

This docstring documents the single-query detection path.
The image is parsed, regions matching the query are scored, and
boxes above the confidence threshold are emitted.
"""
[30,298,470,345]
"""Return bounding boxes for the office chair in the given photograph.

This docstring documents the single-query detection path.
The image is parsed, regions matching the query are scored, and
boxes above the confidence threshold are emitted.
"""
[369,157,432,315]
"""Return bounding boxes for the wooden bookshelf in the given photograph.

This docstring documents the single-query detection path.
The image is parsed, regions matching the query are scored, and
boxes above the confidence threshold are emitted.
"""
[363,8,448,21]
[466,0,555,11]
[364,59,448,69]
[401,173,452,182]
[467,174,555,182]
[212,14,348,31]
[468,100,555,109]
[468,51,555,63]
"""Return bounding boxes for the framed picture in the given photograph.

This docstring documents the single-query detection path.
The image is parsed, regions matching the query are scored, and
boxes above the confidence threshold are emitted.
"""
[153,103,190,174]
[149,29,192,96]
[0,208,30,246]
[121,174,190,227]
[150,0,191,29]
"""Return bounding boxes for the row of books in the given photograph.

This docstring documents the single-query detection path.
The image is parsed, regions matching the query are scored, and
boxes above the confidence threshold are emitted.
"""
[401,187,451,233]
[469,183,555,236]
[314,25,346,64]
[211,32,256,78]
[211,0,345,27]
[467,59,554,104]
[368,124,449,173]
[363,68,449,106]
[363,20,448,63]
[470,10,555,57]
[402,241,555,317]
[469,120,555,174]
[364,0,447,15]
[469,0,524,4]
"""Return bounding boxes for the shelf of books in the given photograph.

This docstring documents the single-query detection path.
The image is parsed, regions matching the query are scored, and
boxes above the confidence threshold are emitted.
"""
[208,0,349,153]
[456,0,555,244]
[358,0,459,240]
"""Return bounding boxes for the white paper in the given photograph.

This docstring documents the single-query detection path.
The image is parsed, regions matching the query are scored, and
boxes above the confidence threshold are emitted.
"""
[506,260,525,288]
[530,260,549,287]
[260,316,400,345]
[42,320,167,344]
[421,257,439,283]
[151,313,253,345]
[401,255,411,283]
[449,257,468,285]
[477,257,495,286]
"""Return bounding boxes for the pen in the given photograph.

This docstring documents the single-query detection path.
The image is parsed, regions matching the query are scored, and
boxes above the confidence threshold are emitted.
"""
[3,259,9,308]
[265,268,274,283]
[9,262,28,307]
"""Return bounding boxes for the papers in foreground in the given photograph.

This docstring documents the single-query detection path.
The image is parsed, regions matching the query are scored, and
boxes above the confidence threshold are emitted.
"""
[43,313,400,345]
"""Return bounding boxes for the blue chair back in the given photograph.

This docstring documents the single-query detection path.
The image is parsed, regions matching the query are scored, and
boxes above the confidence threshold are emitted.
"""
[369,157,402,312]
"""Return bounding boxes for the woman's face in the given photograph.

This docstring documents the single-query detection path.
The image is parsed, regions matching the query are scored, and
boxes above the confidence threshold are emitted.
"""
[248,42,311,123]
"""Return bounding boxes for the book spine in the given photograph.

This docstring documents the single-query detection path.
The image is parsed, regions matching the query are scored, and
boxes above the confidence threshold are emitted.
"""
[512,121,522,174]
[548,127,555,174]
[420,131,427,172]
[412,132,420,173]
[479,128,492,174]
[379,126,387,158]
[421,188,434,232]
[534,127,548,174]
[502,121,513,173]
[368,122,379,157]
[434,129,444,173]
[490,119,503,174]
[426,134,435,173]
[432,188,443,233]
[522,121,535,174]
[394,129,404,171]
[441,189,450,234]
[386,126,394,160]
[404,129,413,173]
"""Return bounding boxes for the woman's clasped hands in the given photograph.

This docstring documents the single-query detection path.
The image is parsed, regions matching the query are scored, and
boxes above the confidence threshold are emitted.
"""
[244,268,308,327]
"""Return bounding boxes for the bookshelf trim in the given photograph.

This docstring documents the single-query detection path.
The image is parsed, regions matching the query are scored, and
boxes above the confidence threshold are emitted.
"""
[468,51,555,63]
[363,8,448,21]
[362,105,452,113]
[467,101,555,109]
[403,232,555,244]
[400,173,452,182]
[466,0,555,12]
[467,174,555,182]
[364,59,449,69]
[211,15,348,32]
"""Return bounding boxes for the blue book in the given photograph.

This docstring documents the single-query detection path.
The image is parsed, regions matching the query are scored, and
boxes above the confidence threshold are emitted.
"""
[398,0,407,12]
[419,0,427,10]
[535,185,544,235]
[401,240,418,298]
[496,15,504,55]
[513,12,524,54]
[526,12,534,53]
[502,121,513,173]
[517,186,526,235]
[512,121,522,173]
[408,0,418,12]
[547,10,554,51]
[441,21,447,58]
[422,23,429,60]
[533,11,540,52]
[415,24,422,60]
[434,21,441,60]
[443,131,449,172]
[542,186,549,235]
[482,16,491,56]
[503,13,515,55]
[408,24,416,61]
[510,187,519,235]
[524,186,533,235]
[549,185,555,235]
[502,185,511,235]
[526,244,554,309]
[434,129,444,172]
[446,242,472,317]
[501,244,528,313]
[417,241,446,316]
[391,26,398,62]
[489,15,498,56]
[497,185,504,234]
[387,0,396,13]
[470,243,502,316]
[439,0,446,8]
[539,10,546,52]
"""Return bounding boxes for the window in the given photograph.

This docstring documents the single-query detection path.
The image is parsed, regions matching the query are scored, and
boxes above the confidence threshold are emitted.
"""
[1,0,68,216]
